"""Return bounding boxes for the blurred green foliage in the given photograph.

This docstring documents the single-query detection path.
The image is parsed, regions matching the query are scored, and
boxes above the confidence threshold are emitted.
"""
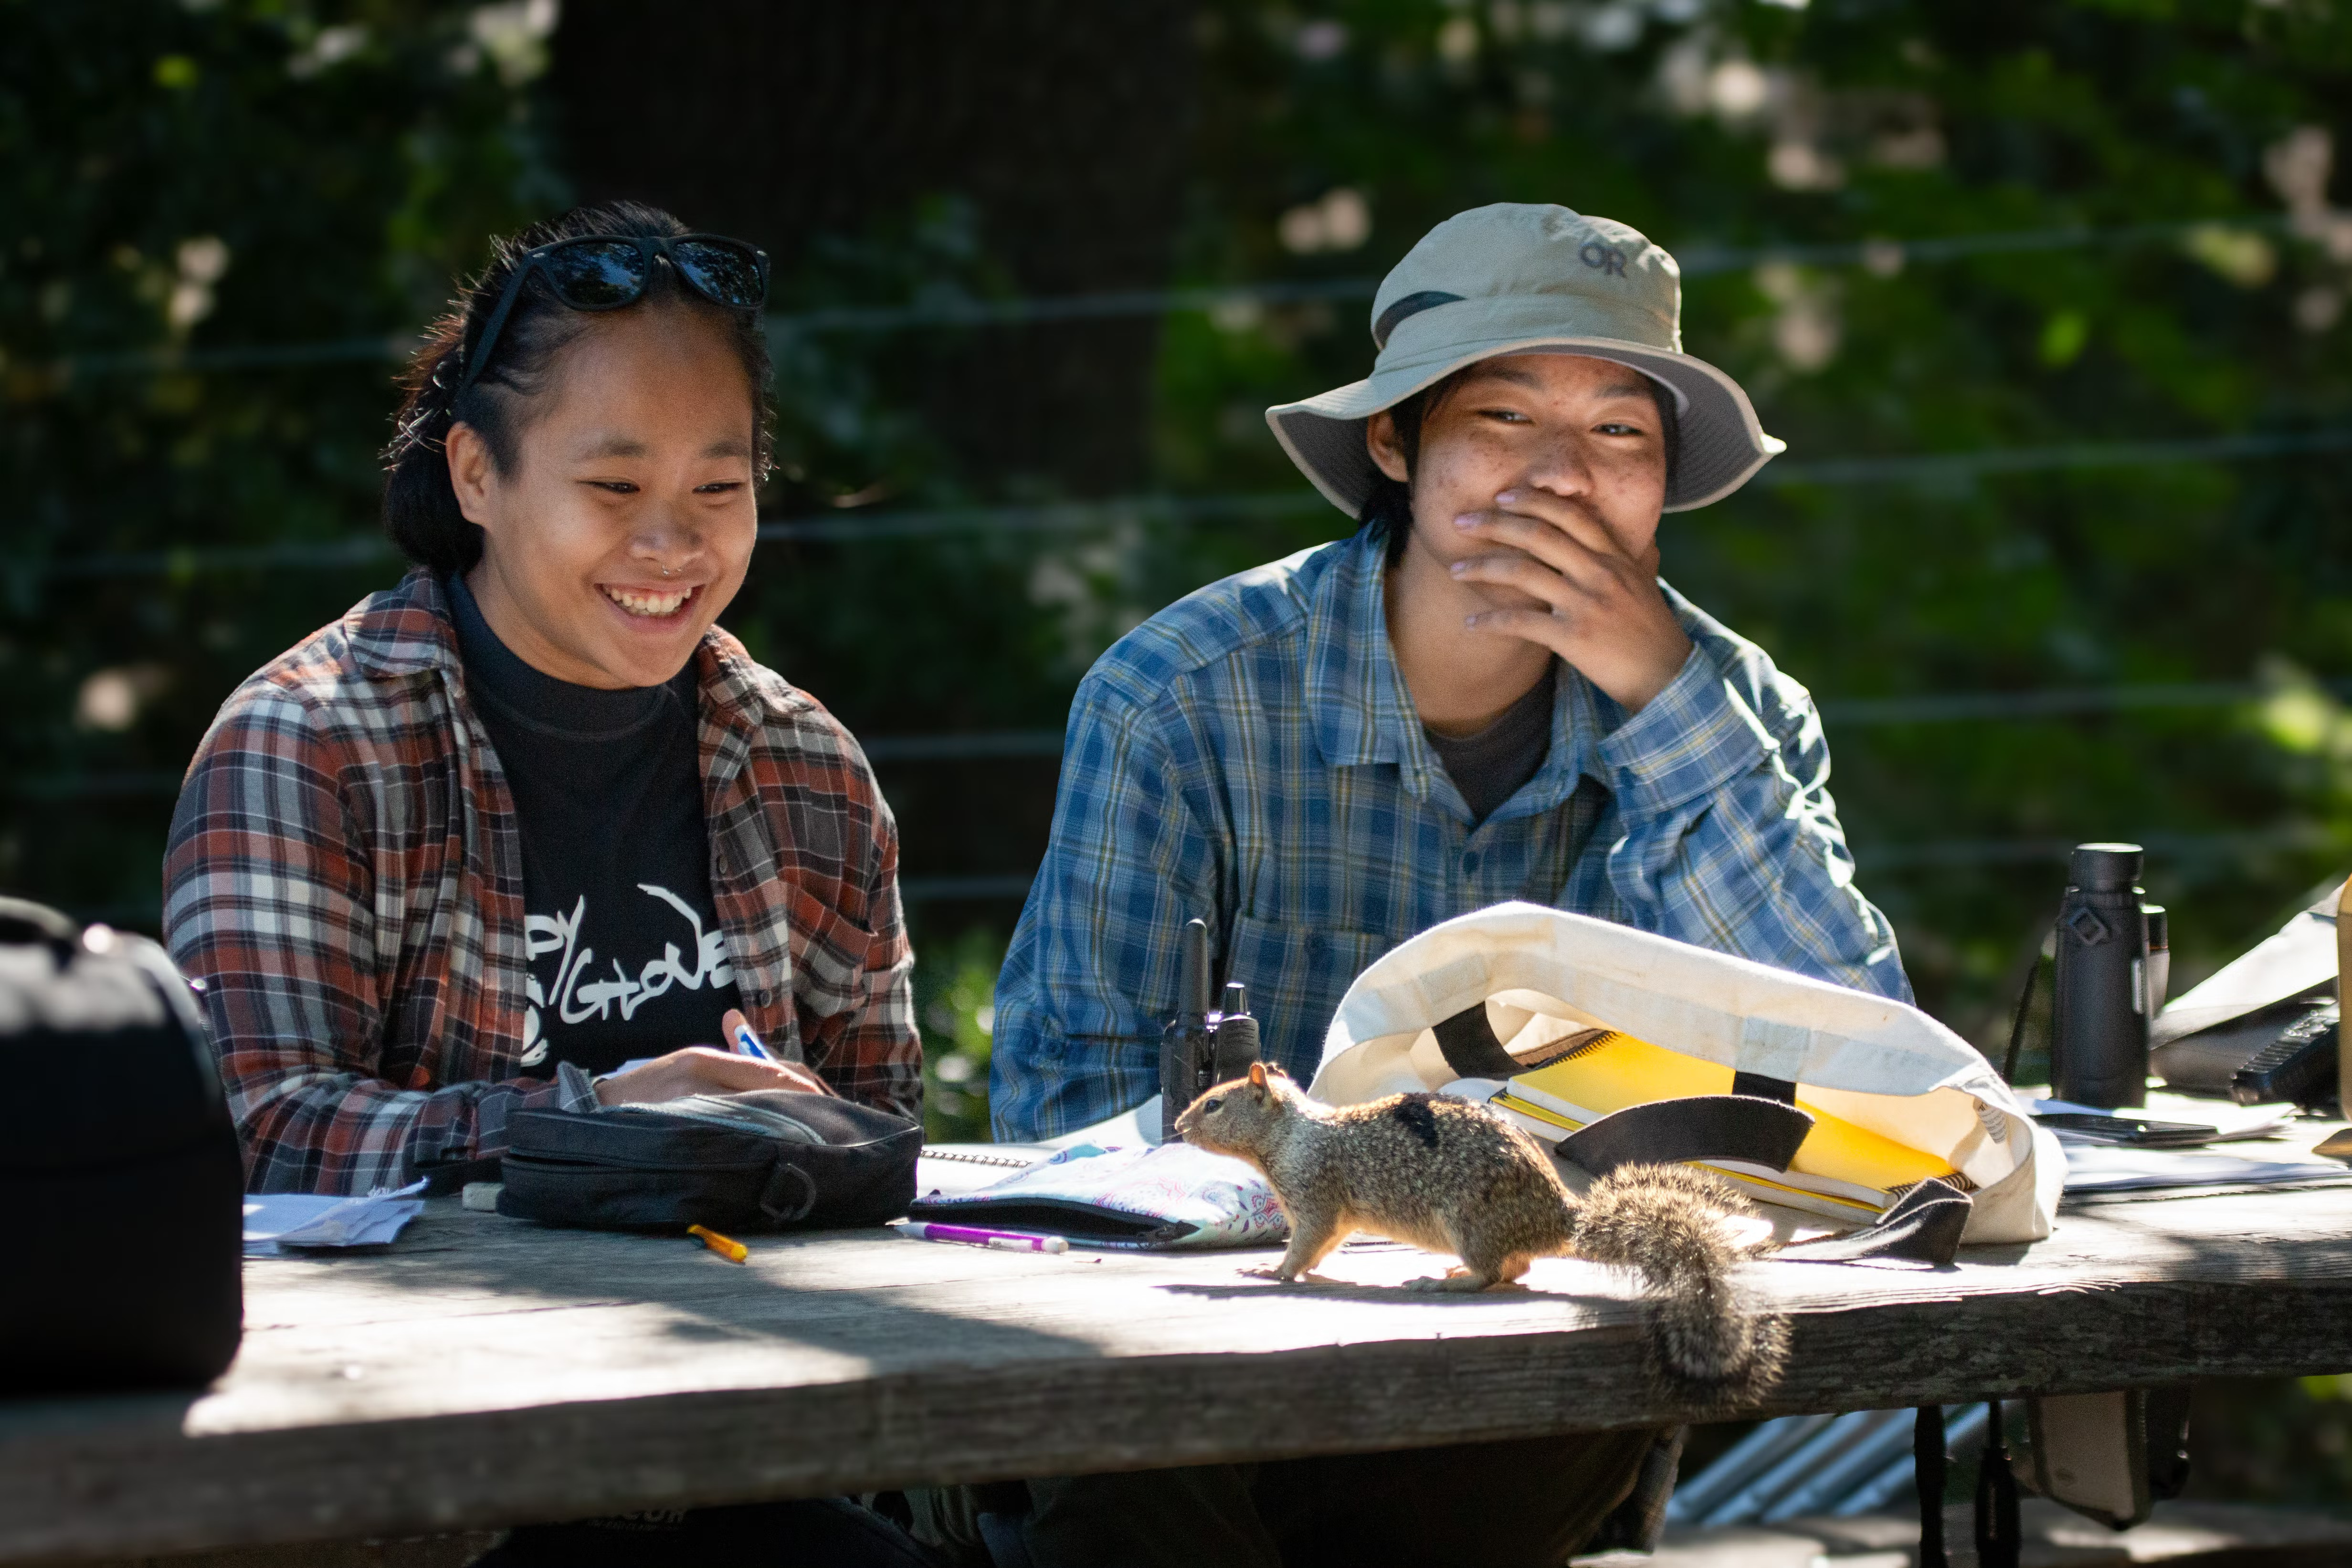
[2187,1376,2352,1505]
[8,0,2352,1483]
[0,0,560,915]
[915,925,1003,1144]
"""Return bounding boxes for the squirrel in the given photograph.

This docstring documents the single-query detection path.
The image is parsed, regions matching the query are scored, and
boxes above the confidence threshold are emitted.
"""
[1173,1061,1788,1407]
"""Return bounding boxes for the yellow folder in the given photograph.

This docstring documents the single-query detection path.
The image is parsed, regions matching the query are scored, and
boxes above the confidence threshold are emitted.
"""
[1490,1031,1959,1217]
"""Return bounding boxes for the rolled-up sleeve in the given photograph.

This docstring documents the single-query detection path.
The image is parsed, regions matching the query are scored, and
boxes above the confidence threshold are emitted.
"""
[795,792,923,1122]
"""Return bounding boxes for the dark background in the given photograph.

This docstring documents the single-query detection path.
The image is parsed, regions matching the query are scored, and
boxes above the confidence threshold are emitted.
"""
[7,0,2352,1501]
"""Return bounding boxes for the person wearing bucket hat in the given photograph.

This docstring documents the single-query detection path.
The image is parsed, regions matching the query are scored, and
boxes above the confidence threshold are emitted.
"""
[992,201,1905,1145]
[1266,205,1783,520]
[950,207,1905,1567]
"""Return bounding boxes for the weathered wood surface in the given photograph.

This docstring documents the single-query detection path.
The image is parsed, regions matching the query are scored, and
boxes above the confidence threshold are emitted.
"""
[8,1182,2352,1564]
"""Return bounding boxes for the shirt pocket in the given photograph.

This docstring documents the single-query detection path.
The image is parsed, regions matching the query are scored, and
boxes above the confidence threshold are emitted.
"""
[779,879,878,1020]
[1225,915,1396,1078]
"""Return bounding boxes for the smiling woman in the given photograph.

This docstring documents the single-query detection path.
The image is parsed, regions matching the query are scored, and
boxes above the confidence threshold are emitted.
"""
[444,308,760,689]
[160,209,934,1564]
[385,205,774,689]
[163,202,924,1200]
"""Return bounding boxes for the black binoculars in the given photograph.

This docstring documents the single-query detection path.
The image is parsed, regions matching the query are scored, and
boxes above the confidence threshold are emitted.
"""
[2051,843,2165,1109]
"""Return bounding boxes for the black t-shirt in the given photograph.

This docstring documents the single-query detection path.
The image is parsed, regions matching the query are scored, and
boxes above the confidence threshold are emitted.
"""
[447,573,743,1077]
[1424,663,1557,824]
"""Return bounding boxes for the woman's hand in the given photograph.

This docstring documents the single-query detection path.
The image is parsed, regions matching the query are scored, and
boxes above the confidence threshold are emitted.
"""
[1447,487,1692,712]
[593,1016,835,1105]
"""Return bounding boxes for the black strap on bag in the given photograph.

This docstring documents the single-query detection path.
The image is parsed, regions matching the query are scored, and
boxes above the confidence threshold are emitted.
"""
[1779,1178,1975,1267]
[1552,1094,1814,1179]
[0,897,245,1393]
[498,1089,921,1233]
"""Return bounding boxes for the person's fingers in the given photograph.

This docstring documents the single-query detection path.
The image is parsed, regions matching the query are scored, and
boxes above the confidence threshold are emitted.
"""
[618,1047,749,1100]
[1495,487,1639,558]
[688,1044,837,1097]
[1448,551,1602,609]
[770,1061,837,1096]
[1450,510,1623,587]
[690,1048,803,1091]
[599,1045,835,1104]
[1462,604,1579,660]
[1465,489,1628,560]
[713,1007,827,1089]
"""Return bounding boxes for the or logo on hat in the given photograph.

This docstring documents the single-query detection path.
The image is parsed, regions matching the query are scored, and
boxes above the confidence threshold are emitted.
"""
[1579,241,1629,276]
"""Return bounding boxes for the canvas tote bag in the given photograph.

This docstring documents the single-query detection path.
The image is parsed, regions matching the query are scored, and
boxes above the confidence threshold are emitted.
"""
[1310,902,2061,1242]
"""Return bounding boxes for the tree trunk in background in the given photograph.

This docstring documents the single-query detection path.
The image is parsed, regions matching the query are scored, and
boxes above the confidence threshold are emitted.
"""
[549,0,1199,498]
[551,2,1201,948]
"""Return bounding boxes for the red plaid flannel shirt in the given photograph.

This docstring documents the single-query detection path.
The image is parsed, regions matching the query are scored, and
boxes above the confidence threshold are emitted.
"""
[164,569,921,1194]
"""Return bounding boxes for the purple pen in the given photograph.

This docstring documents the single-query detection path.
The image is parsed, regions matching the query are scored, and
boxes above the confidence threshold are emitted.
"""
[897,1221,1070,1254]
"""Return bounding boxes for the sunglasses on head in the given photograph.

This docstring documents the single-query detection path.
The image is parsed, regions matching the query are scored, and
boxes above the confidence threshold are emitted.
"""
[450,232,770,400]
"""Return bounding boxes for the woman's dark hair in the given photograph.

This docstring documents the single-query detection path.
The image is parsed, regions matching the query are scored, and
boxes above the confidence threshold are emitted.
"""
[382,200,775,575]
[1357,368,1681,566]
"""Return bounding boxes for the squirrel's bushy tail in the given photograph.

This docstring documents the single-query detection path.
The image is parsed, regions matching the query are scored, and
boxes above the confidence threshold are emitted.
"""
[1568,1163,1787,1409]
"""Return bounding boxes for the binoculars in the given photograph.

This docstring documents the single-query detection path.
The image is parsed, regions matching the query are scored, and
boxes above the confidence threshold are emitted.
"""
[2051,843,2166,1108]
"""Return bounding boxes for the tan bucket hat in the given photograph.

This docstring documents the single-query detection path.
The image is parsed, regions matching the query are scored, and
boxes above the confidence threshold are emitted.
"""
[1266,203,1783,515]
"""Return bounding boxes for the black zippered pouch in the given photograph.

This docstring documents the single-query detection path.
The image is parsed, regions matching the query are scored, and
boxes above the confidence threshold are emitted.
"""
[497,1089,922,1233]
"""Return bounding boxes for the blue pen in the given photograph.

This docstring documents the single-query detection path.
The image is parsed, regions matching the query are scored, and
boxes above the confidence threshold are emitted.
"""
[731,1017,775,1062]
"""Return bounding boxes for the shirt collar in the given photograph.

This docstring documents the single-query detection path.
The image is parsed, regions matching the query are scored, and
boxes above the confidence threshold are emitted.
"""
[346,567,774,729]
[1304,527,1603,819]
[1306,528,1415,770]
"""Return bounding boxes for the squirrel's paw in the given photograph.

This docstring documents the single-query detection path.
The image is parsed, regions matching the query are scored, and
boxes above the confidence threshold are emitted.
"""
[1243,1264,1337,1285]
[1403,1270,1497,1293]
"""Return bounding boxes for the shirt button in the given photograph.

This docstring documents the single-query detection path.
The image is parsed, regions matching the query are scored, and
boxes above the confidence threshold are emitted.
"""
[754,988,774,1006]
[1461,852,1481,875]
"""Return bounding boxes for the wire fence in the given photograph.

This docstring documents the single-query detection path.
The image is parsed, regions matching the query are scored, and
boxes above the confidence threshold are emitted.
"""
[16,673,2344,806]
[20,210,2345,908]
[42,210,2303,379]
[18,426,2352,584]
[48,815,2341,933]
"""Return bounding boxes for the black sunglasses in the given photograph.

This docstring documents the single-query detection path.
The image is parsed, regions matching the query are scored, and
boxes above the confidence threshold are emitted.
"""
[451,232,770,400]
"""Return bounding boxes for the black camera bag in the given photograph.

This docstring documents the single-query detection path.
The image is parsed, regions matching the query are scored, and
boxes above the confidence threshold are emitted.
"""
[0,897,244,1393]
[497,1090,922,1232]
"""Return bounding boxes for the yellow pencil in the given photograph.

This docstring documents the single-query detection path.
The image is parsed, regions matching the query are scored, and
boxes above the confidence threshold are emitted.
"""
[687,1224,749,1263]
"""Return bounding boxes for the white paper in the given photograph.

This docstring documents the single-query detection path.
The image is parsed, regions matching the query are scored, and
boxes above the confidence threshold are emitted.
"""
[243,1179,428,1257]
[2060,1144,2345,1194]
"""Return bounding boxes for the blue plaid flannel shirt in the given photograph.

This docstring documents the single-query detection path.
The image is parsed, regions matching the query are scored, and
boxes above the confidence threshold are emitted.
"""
[990,526,1909,1141]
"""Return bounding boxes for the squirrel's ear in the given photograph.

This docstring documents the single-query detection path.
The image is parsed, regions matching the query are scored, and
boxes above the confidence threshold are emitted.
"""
[1247,1061,1268,1091]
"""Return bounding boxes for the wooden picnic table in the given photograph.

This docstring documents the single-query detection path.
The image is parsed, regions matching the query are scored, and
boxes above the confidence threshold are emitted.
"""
[8,1169,2352,1564]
